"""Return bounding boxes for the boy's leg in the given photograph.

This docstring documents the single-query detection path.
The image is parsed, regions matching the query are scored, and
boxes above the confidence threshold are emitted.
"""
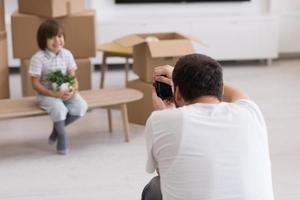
[37,95,68,150]
[65,114,80,125]
[48,127,57,145]
[54,120,68,155]
[47,93,87,145]
[48,113,80,145]
[65,93,88,118]
[141,176,162,200]
[56,93,87,153]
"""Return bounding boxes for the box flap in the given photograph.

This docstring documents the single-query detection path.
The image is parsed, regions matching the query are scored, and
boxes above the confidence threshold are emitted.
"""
[176,33,201,42]
[139,32,176,39]
[148,40,195,58]
[114,34,145,47]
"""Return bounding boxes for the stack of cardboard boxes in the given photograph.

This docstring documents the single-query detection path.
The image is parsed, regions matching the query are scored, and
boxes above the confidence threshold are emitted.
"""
[115,32,195,124]
[11,0,96,96]
[0,0,9,99]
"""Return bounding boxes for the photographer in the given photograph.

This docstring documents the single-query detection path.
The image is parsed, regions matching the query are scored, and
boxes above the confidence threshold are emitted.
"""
[142,54,274,200]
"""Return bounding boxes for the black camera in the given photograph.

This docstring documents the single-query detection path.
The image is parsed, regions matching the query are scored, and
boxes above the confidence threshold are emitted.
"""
[154,81,173,101]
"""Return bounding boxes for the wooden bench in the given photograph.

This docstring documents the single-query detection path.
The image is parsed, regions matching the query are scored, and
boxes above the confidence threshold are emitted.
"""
[0,88,143,142]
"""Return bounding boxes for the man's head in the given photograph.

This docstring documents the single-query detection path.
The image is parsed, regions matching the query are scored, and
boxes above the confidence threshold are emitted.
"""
[37,19,65,52]
[172,53,223,105]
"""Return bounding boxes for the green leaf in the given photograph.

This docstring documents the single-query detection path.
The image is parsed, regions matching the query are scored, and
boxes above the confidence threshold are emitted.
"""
[47,70,75,87]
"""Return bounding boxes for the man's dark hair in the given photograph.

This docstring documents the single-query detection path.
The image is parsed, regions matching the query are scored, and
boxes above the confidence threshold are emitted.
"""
[37,19,64,50]
[172,53,223,101]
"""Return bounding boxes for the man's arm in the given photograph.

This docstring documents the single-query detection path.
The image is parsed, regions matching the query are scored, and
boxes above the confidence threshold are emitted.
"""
[145,116,159,174]
[222,83,249,102]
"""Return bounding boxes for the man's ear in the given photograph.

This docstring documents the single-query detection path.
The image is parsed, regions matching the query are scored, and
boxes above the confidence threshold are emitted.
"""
[174,86,184,106]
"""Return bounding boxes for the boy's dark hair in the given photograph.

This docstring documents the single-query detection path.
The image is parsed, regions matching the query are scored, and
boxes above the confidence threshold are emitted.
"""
[172,53,223,101]
[37,19,64,50]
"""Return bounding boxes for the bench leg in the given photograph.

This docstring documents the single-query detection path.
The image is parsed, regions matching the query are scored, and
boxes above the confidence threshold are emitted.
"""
[107,108,112,133]
[100,53,108,89]
[125,58,129,86]
[120,104,129,142]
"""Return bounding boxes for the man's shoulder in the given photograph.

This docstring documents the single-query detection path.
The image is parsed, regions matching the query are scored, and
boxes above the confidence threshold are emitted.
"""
[146,108,184,138]
[231,99,260,112]
[148,108,183,125]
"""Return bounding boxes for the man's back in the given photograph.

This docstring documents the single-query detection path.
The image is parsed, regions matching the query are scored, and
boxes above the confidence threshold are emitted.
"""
[145,99,274,200]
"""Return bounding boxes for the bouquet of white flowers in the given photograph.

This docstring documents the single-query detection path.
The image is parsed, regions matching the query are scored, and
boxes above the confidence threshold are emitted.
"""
[48,70,75,92]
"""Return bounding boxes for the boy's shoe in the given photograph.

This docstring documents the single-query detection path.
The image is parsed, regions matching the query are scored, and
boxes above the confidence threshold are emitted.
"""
[48,134,57,145]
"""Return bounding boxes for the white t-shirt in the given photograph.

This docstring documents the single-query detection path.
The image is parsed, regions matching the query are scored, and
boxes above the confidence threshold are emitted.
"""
[29,48,77,90]
[145,99,274,200]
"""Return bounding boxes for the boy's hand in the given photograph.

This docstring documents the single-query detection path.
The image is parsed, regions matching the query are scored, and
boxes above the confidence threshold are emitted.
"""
[62,90,75,101]
[51,90,65,99]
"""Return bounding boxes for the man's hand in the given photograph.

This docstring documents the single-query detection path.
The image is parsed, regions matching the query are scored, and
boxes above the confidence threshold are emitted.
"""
[152,65,175,110]
[153,65,174,85]
[152,87,175,110]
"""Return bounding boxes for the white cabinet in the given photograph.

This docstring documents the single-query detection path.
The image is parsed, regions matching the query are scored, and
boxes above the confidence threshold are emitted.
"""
[97,15,279,62]
[278,14,300,53]
[191,15,279,60]
[271,0,300,53]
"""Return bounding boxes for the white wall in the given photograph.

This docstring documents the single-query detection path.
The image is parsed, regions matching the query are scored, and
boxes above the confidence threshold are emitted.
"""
[3,0,299,66]
[87,0,278,63]
[4,0,18,67]
[271,0,300,13]
[90,0,268,20]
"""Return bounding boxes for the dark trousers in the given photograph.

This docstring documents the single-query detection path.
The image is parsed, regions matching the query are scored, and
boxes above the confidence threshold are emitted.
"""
[141,176,162,200]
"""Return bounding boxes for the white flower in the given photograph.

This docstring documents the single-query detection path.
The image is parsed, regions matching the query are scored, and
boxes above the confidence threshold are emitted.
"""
[60,83,70,92]
[52,83,58,90]
[145,36,159,43]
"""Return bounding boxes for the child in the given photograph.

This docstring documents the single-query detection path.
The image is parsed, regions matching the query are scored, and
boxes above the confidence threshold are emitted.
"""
[29,19,88,155]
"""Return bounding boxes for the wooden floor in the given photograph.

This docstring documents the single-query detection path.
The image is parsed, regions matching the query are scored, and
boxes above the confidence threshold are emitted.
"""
[1,58,300,200]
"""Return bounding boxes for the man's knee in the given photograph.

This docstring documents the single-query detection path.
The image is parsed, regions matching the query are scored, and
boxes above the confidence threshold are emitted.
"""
[142,176,162,200]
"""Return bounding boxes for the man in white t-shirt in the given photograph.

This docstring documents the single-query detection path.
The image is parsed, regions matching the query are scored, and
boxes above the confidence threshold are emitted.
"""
[142,54,274,200]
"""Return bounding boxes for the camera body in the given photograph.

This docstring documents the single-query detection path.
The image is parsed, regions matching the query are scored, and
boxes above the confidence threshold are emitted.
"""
[154,81,173,101]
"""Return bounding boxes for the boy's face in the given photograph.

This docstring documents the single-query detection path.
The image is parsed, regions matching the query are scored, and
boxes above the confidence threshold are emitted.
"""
[46,34,64,54]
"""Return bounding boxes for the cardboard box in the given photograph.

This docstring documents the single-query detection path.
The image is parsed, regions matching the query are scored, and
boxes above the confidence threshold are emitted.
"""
[21,59,91,97]
[20,60,35,97]
[18,0,86,18]
[0,0,5,31]
[126,79,154,125]
[11,10,96,59]
[115,32,195,82]
[0,31,9,99]
[75,59,91,91]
